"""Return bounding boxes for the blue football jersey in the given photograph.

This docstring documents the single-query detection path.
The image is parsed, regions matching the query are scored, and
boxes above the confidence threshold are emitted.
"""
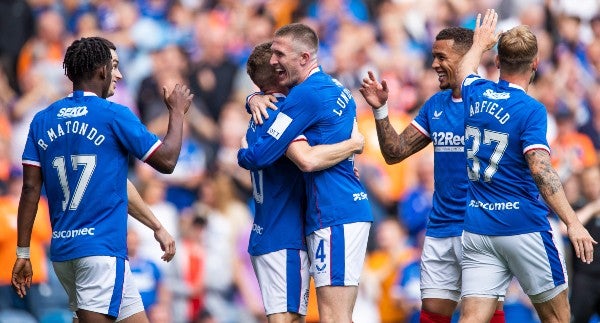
[238,67,373,235]
[412,90,468,238]
[22,91,161,261]
[462,75,552,235]
[246,95,307,256]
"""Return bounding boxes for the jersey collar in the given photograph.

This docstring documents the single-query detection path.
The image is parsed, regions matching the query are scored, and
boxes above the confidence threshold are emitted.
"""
[499,79,525,92]
[68,91,98,97]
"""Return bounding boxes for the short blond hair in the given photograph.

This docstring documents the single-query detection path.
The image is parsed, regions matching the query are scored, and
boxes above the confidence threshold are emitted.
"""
[497,25,538,74]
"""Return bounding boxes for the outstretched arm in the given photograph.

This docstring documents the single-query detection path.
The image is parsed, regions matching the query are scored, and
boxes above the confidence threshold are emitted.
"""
[457,9,500,83]
[286,121,365,172]
[127,180,176,262]
[359,71,431,164]
[525,149,597,263]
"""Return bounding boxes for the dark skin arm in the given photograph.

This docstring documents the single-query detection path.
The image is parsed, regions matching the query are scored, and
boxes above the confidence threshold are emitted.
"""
[12,165,43,298]
[525,149,596,263]
[145,84,194,174]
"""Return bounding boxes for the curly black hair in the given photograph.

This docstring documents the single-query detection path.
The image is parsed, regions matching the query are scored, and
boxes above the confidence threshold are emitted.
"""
[63,37,116,83]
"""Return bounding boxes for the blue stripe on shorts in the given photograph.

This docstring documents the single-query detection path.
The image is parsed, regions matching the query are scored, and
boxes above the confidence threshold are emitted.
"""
[108,258,125,317]
[286,249,301,313]
[331,224,345,286]
[541,231,565,286]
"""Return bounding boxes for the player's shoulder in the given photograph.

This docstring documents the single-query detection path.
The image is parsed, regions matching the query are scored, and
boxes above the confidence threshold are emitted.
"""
[507,86,545,112]
[429,89,453,102]
[30,98,65,122]
[463,74,486,87]
[422,89,452,108]
[102,100,131,113]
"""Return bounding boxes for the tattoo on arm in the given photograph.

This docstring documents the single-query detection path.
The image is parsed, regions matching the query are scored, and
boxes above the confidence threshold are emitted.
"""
[375,120,430,164]
[526,149,562,197]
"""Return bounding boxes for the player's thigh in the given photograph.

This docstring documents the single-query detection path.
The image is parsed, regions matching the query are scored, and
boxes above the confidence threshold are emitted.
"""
[532,289,570,322]
[459,296,498,323]
[496,231,568,298]
[420,235,462,302]
[315,285,357,322]
[53,257,144,321]
[267,312,305,323]
[251,249,310,316]
[306,222,370,288]
[461,232,512,298]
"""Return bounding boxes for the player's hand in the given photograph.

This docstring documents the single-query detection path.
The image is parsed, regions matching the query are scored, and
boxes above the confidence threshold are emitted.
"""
[350,119,364,154]
[163,83,194,115]
[154,227,176,262]
[11,258,32,298]
[249,94,277,125]
[567,222,597,264]
[473,9,500,52]
[354,167,360,179]
[359,71,389,109]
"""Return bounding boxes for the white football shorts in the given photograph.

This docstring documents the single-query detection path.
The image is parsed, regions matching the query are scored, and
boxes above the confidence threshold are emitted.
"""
[307,222,371,287]
[53,256,144,321]
[420,235,463,302]
[461,231,568,303]
[251,249,309,315]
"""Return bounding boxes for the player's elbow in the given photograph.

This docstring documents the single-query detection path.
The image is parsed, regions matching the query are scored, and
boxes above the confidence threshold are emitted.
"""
[155,160,177,174]
[294,158,319,172]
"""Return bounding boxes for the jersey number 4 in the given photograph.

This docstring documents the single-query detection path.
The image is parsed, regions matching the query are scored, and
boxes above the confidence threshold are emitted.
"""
[52,155,96,211]
[465,126,508,182]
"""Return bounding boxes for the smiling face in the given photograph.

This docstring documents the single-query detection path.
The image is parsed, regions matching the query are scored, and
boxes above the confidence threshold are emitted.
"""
[105,48,122,98]
[270,35,306,88]
[431,39,464,93]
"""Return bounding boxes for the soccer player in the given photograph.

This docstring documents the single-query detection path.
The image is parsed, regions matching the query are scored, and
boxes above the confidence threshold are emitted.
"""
[457,9,596,323]
[358,27,505,322]
[244,41,364,323]
[11,36,193,323]
[238,24,373,323]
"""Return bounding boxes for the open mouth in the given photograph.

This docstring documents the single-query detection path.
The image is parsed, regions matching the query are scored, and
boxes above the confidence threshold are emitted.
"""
[437,72,447,83]
[275,67,286,81]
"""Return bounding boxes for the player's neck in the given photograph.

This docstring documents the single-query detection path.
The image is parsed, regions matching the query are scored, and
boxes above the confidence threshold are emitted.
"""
[499,73,531,92]
[73,81,105,98]
[299,61,319,83]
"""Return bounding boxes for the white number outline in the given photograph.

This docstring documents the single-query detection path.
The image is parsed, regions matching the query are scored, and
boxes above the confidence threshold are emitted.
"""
[465,126,508,182]
[52,155,97,211]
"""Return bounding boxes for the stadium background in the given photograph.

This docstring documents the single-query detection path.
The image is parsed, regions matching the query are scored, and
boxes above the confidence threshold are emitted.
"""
[0,0,600,322]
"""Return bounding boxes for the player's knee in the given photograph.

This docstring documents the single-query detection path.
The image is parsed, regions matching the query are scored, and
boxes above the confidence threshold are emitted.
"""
[529,284,567,304]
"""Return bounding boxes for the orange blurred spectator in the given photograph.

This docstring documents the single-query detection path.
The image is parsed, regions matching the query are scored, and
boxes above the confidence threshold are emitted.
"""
[0,168,51,319]
[550,109,598,180]
[16,9,65,87]
[361,218,418,323]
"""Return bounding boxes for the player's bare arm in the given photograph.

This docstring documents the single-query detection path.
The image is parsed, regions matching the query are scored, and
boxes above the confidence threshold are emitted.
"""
[248,93,278,125]
[12,165,43,298]
[378,122,431,165]
[146,84,194,174]
[525,149,597,263]
[126,180,176,262]
[457,9,500,83]
[286,121,364,172]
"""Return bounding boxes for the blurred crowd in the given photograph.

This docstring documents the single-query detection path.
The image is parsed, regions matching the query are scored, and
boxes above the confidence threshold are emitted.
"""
[1,0,600,322]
